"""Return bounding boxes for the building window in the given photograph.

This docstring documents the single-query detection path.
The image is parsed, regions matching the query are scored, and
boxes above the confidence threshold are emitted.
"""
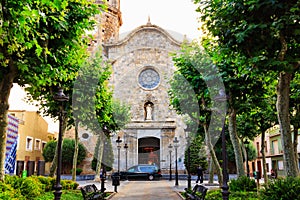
[34,139,41,151]
[26,137,33,151]
[272,140,279,155]
[278,160,284,170]
[82,133,90,140]
[138,68,160,90]
[42,141,47,152]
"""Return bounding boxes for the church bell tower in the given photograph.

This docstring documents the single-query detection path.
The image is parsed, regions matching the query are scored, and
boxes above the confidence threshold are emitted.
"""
[97,0,122,43]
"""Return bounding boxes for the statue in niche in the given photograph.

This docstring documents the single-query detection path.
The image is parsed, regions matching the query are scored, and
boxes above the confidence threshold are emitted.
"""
[148,150,158,165]
[145,104,153,120]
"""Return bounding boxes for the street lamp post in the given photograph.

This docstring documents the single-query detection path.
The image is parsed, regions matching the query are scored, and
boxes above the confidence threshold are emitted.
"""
[116,136,122,173]
[168,144,173,181]
[185,131,191,189]
[101,126,110,193]
[173,137,179,186]
[221,124,229,200]
[124,143,128,171]
[53,88,69,200]
[114,136,122,192]
[215,90,230,200]
[100,166,106,193]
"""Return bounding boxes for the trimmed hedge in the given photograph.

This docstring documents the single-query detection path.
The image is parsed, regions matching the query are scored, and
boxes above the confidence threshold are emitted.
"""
[205,189,258,200]
[229,176,257,192]
[205,189,223,200]
[2,175,79,199]
[205,176,300,200]
[259,177,300,200]
[0,181,25,200]
[19,176,45,199]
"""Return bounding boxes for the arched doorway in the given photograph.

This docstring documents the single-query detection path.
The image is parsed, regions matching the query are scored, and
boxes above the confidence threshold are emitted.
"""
[138,137,160,166]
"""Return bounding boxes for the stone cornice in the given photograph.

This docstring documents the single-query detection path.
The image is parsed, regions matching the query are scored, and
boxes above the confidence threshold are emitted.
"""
[103,24,183,48]
[125,120,176,129]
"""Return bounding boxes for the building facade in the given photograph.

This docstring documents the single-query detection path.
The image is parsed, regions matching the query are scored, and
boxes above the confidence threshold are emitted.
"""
[104,20,188,173]
[8,110,54,176]
[248,125,300,178]
[75,0,189,174]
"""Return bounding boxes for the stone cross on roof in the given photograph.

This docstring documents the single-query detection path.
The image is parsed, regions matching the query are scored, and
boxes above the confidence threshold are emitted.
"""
[147,16,151,25]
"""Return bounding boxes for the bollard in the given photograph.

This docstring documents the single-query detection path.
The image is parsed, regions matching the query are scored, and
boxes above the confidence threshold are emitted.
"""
[101,177,106,193]
[112,175,120,192]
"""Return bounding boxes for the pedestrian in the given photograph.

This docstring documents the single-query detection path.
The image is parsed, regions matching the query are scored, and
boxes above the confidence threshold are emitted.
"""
[100,168,103,179]
[196,165,203,184]
[271,169,277,179]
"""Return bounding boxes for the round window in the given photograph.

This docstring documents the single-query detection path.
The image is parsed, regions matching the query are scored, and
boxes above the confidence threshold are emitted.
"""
[138,68,160,89]
[82,133,90,139]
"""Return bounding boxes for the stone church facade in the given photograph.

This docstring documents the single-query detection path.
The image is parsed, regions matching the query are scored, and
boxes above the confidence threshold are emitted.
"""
[73,0,189,174]
[105,20,188,173]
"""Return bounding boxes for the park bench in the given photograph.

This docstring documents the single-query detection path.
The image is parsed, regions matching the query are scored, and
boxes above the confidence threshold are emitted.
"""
[80,184,105,200]
[185,184,208,200]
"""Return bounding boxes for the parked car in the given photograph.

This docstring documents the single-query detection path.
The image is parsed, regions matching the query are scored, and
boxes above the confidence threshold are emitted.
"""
[112,164,162,181]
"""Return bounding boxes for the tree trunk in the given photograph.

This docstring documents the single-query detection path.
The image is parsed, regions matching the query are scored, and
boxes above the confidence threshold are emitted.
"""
[260,130,269,187]
[49,155,57,177]
[94,133,105,182]
[241,142,248,176]
[204,126,223,186]
[293,125,299,176]
[228,108,245,177]
[208,153,214,183]
[276,72,298,177]
[49,116,68,177]
[0,100,9,181]
[0,62,17,181]
[72,122,79,181]
[0,106,8,181]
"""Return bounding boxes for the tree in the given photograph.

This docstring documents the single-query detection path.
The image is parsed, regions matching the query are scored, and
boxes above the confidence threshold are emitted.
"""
[43,138,86,173]
[232,69,277,184]
[245,143,257,162]
[251,77,277,185]
[170,40,264,181]
[197,0,300,177]
[72,49,131,181]
[169,42,226,185]
[91,134,114,172]
[0,0,100,180]
[184,133,208,174]
[290,71,300,167]
[91,99,131,176]
[208,51,267,178]
[71,48,112,181]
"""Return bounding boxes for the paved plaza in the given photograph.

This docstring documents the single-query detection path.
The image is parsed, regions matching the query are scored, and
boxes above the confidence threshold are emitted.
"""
[78,178,220,199]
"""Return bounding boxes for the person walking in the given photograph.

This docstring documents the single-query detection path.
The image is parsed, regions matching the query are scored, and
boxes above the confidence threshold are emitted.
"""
[196,165,203,184]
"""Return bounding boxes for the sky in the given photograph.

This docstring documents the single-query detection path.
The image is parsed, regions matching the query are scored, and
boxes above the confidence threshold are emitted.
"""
[9,84,59,133]
[119,0,201,40]
[9,1,201,132]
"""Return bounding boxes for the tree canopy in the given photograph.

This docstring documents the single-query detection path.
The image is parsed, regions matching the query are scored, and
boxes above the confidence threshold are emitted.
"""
[42,138,86,172]
[184,134,208,174]
[0,0,101,180]
[195,0,300,177]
